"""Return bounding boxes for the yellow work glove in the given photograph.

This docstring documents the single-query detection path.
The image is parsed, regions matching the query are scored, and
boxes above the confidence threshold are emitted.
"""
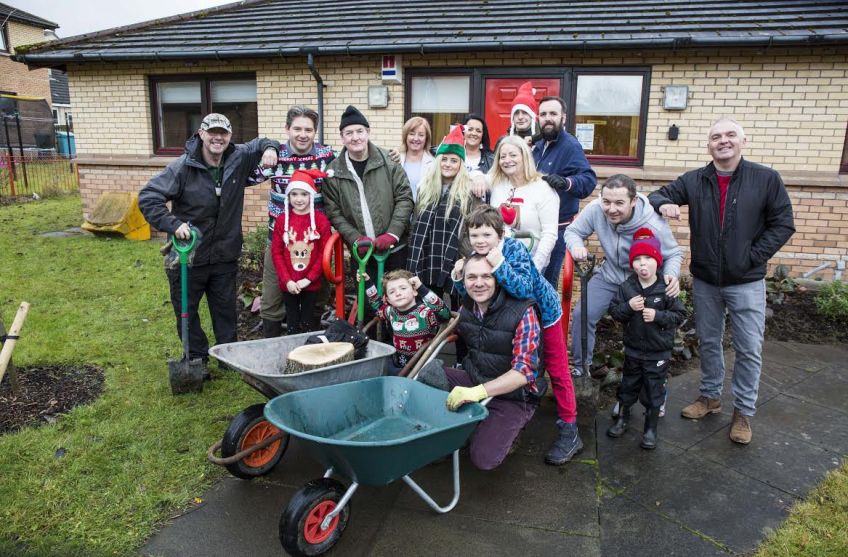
[446,384,488,411]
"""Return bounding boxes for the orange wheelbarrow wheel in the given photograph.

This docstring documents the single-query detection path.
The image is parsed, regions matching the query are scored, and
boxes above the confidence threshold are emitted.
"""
[221,403,289,479]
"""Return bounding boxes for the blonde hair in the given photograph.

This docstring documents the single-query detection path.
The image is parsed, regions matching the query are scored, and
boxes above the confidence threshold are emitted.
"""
[488,135,543,186]
[415,154,474,217]
[400,117,432,154]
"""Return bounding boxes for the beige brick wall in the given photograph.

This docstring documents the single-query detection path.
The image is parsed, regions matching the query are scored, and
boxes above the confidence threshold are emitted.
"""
[68,45,848,278]
[0,21,51,102]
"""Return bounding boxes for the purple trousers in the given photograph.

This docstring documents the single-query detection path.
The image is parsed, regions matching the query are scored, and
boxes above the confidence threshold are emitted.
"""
[445,367,537,471]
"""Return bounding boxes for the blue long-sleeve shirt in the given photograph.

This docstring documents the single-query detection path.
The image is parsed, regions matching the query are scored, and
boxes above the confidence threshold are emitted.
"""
[533,128,597,224]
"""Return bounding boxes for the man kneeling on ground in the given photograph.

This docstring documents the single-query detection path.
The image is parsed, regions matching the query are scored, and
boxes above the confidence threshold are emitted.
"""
[419,253,541,471]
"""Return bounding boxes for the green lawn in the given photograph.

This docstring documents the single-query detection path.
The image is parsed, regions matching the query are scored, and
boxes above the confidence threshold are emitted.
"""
[0,195,845,556]
[0,195,262,557]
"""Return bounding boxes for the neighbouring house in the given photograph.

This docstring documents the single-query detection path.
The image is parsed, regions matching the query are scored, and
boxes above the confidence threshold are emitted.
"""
[14,0,848,279]
[49,68,72,127]
[0,3,56,102]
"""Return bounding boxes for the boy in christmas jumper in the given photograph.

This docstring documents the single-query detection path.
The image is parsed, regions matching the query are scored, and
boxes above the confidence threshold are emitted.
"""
[607,228,687,449]
[365,269,451,372]
[451,205,581,466]
[271,169,332,334]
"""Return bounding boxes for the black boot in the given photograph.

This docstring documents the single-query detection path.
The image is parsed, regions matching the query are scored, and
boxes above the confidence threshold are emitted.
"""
[262,319,283,338]
[641,408,660,450]
[606,404,631,438]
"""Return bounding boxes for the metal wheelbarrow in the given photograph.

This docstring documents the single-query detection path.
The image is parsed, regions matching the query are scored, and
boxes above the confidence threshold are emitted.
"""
[264,375,488,556]
[206,313,460,480]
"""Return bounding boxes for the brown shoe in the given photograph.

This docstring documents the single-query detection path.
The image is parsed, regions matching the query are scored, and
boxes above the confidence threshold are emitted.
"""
[729,409,752,444]
[681,396,722,419]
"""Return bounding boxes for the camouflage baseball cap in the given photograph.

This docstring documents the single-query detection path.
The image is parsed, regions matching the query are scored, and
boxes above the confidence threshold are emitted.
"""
[200,113,232,133]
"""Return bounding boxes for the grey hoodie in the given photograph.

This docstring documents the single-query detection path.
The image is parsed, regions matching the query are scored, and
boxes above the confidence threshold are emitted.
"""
[564,193,683,285]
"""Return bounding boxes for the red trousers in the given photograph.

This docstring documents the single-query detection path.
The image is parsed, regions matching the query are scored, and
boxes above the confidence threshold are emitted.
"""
[543,319,578,423]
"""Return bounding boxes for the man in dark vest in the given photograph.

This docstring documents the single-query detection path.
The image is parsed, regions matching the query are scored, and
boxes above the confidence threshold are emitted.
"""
[420,253,541,470]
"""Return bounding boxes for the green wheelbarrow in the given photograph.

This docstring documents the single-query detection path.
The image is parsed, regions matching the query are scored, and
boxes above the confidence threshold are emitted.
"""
[264,376,488,556]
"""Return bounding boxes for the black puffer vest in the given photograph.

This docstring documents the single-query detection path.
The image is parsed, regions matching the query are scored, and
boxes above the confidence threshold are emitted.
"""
[458,288,537,402]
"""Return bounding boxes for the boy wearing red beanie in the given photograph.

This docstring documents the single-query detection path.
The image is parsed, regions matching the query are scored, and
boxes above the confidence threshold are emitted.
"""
[607,228,687,449]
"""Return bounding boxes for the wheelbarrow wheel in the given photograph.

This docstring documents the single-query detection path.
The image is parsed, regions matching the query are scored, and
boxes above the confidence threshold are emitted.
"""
[280,478,350,557]
[221,403,288,479]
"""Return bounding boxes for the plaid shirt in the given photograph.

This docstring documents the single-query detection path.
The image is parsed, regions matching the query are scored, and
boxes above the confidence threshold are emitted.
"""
[474,303,540,393]
[407,189,464,288]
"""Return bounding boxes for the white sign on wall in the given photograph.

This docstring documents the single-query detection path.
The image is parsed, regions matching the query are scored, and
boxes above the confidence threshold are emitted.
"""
[575,123,595,150]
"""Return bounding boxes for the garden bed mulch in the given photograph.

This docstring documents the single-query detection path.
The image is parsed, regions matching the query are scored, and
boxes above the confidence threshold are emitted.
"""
[0,364,104,435]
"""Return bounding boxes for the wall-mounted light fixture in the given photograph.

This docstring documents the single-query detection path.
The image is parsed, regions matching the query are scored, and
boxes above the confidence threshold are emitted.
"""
[663,85,689,110]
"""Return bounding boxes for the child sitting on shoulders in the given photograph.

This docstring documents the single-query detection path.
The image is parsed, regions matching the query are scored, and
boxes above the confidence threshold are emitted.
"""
[365,269,451,373]
[271,169,332,334]
[607,228,687,450]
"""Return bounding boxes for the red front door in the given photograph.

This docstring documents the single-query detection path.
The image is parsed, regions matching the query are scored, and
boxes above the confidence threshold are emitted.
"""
[484,78,561,145]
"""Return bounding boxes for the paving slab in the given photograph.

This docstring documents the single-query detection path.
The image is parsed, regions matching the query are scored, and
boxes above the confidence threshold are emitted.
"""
[393,452,601,537]
[368,507,600,557]
[599,493,730,556]
[784,367,848,415]
[625,453,793,554]
[761,341,830,373]
[754,393,848,454]
[595,416,687,492]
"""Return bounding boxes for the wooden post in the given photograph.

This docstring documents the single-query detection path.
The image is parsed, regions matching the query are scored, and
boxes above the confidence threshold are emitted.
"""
[0,302,30,388]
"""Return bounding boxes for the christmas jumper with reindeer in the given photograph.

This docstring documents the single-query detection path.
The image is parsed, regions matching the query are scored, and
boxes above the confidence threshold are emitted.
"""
[367,284,451,367]
[271,209,332,293]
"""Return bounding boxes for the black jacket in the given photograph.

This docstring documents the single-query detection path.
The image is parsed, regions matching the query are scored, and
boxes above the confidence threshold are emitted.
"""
[648,158,794,286]
[139,134,279,266]
[608,275,687,360]
[458,288,537,402]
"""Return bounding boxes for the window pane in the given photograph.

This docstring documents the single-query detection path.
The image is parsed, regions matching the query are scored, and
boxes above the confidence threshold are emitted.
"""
[411,76,470,145]
[157,81,202,148]
[212,80,257,144]
[575,75,643,158]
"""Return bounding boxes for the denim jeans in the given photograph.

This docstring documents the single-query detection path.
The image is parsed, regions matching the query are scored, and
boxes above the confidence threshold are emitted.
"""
[570,273,620,371]
[693,277,766,416]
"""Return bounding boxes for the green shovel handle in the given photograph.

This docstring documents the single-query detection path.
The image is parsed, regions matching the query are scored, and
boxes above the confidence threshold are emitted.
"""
[173,228,199,264]
[352,240,374,325]
[372,249,392,297]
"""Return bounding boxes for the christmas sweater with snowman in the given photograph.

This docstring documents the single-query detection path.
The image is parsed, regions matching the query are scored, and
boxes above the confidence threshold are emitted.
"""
[271,210,332,293]
[367,284,451,367]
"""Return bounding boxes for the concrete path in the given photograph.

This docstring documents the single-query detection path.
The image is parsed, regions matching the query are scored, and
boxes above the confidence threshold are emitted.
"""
[141,340,847,556]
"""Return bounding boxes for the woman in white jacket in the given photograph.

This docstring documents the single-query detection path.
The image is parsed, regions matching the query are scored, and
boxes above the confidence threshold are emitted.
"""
[488,135,559,272]
[398,116,434,201]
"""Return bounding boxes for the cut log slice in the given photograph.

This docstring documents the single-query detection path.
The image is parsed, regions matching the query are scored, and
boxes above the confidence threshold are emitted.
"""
[283,342,354,375]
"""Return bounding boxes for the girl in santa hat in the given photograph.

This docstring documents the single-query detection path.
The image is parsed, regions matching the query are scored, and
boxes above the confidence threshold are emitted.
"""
[406,123,484,301]
[270,169,332,334]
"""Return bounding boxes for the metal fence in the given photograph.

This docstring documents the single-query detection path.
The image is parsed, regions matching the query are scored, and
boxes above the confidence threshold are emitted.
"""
[0,153,79,199]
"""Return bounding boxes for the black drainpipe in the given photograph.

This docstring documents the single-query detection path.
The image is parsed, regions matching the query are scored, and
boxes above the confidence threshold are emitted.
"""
[307,53,324,145]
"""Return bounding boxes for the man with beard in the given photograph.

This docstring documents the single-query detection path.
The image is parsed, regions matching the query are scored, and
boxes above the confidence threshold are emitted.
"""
[533,96,597,287]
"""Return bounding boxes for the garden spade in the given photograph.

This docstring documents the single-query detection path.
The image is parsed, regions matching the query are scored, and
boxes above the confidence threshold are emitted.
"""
[572,253,598,405]
[168,228,205,395]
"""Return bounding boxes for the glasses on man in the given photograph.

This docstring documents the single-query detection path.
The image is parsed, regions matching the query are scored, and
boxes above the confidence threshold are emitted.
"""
[342,128,368,139]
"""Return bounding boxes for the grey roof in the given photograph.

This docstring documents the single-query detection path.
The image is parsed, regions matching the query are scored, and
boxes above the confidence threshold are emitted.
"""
[49,69,70,105]
[0,2,58,30]
[16,0,848,67]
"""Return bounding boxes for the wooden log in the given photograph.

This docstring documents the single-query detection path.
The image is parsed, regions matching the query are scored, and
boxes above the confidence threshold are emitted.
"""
[0,302,30,387]
[283,342,354,375]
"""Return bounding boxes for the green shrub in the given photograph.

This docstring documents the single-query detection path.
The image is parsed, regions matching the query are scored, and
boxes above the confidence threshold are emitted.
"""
[815,280,848,321]
[241,225,268,271]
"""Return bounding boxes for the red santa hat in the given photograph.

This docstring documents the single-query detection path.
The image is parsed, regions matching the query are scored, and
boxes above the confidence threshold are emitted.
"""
[510,81,539,136]
[283,168,330,244]
[629,227,663,268]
